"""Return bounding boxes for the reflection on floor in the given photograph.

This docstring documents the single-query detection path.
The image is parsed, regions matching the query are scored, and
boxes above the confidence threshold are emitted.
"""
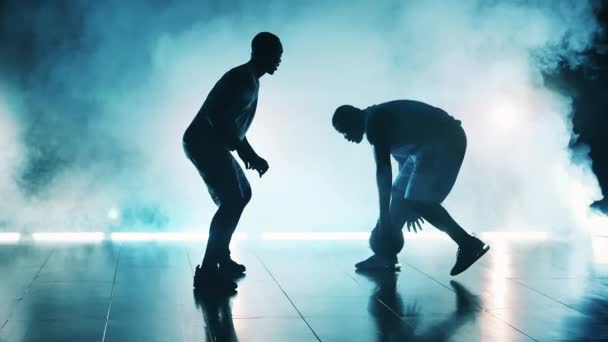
[0,236,607,341]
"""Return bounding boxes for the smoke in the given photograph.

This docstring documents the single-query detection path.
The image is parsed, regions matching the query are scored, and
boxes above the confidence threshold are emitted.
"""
[0,0,604,235]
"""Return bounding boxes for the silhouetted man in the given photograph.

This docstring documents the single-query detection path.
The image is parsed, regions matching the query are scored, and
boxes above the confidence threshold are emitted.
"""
[333,100,489,275]
[183,32,283,292]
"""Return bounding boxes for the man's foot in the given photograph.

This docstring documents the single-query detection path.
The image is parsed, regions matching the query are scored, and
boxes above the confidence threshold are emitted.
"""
[193,265,237,294]
[219,258,246,277]
[450,236,490,276]
[355,254,401,271]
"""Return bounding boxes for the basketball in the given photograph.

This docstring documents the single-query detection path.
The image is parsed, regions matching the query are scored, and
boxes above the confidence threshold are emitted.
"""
[369,224,404,255]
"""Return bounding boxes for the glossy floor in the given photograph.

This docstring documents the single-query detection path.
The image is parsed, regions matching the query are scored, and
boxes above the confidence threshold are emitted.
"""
[0,237,607,341]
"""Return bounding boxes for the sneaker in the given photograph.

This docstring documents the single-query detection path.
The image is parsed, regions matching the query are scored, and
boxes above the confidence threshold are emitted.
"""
[219,258,246,277]
[193,265,237,293]
[355,254,401,271]
[450,236,490,276]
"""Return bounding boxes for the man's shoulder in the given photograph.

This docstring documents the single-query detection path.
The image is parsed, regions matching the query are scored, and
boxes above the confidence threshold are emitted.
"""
[222,66,257,89]
[366,111,389,146]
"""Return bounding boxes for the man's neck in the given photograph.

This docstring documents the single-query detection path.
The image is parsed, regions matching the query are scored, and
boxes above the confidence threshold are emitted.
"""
[245,60,265,79]
[363,109,371,131]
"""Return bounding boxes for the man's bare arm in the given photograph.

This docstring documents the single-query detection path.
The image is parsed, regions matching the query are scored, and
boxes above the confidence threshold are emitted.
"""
[236,137,257,164]
[374,144,392,230]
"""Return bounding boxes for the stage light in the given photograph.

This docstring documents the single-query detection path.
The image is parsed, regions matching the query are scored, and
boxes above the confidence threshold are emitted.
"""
[110,232,249,242]
[260,231,449,240]
[32,232,105,243]
[481,231,548,241]
[0,233,21,243]
[261,232,368,240]
[107,208,120,221]
[0,230,560,243]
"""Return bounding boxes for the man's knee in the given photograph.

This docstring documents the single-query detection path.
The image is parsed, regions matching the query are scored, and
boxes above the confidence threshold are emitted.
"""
[219,188,251,211]
[242,186,252,206]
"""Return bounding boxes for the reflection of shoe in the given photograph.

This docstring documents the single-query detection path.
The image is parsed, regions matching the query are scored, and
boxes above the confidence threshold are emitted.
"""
[450,236,490,276]
[355,254,401,271]
[193,265,237,294]
[450,280,480,313]
[219,258,246,277]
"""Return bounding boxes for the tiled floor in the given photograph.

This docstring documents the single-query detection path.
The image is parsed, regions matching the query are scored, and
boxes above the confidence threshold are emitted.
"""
[1,237,607,341]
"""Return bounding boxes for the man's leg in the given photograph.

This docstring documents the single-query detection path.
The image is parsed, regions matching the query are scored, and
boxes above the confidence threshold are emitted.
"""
[403,200,470,245]
[186,145,247,291]
[216,158,250,275]
[202,197,249,269]
[406,199,489,276]
[202,158,251,272]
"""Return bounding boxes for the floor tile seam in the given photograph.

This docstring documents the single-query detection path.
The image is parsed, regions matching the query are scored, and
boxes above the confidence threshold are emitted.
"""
[1,248,57,329]
[230,316,310,320]
[231,315,303,319]
[511,278,593,315]
[480,307,539,341]
[406,263,540,341]
[345,273,404,319]
[185,249,195,276]
[102,242,123,342]
[403,263,463,293]
[253,251,322,342]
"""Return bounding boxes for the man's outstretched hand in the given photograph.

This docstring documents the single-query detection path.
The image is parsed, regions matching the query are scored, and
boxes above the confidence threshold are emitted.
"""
[405,216,424,233]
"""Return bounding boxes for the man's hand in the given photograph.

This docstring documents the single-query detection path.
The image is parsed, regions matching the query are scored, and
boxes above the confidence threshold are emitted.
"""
[405,216,424,233]
[247,155,269,177]
[235,138,268,177]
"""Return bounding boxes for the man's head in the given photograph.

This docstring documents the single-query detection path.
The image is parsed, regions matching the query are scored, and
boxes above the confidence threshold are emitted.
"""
[251,32,283,75]
[333,105,366,143]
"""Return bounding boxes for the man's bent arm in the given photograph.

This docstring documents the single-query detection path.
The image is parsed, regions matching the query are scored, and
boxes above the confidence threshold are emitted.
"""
[374,144,392,229]
[236,137,258,161]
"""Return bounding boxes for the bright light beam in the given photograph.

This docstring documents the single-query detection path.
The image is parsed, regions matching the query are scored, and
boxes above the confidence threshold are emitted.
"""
[4,230,554,243]
[261,232,370,240]
[260,231,449,241]
[32,232,105,243]
[480,231,548,241]
[0,232,21,244]
[261,231,548,241]
[110,232,249,242]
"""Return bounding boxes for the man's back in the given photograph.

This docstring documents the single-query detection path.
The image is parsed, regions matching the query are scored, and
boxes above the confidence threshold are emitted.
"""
[366,100,461,147]
[186,65,259,144]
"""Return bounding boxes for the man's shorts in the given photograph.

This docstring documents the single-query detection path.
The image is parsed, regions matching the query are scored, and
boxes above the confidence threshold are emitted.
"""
[392,125,466,203]
[183,128,250,207]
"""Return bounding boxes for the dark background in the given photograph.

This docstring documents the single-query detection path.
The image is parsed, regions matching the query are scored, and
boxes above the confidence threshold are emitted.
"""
[546,4,608,213]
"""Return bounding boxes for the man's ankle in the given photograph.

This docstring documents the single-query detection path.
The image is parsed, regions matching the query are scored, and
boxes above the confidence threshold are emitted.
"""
[200,261,218,272]
[456,234,477,247]
[376,253,398,263]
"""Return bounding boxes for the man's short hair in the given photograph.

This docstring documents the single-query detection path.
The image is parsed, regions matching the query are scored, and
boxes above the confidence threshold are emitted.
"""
[252,32,282,54]
[332,105,358,129]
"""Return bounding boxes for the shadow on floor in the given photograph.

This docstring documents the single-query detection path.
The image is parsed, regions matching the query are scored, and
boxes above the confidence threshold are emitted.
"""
[358,270,482,341]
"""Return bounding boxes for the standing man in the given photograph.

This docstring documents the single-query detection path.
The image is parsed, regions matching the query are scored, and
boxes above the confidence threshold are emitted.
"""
[332,100,489,275]
[183,32,283,292]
